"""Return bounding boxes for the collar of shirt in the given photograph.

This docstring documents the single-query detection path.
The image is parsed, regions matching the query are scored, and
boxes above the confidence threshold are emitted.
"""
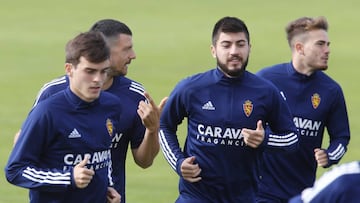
[64,87,100,110]
[288,61,318,81]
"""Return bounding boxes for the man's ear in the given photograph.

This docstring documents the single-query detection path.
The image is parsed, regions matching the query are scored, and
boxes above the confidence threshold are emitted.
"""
[65,63,73,77]
[295,42,304,55]
[210,45,216,58]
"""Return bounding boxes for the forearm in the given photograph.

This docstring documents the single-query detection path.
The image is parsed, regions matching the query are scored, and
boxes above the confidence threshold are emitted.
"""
[5,162,72,191]
[325,137,349,167]
[133,129,160,168]
[262,128,299,152]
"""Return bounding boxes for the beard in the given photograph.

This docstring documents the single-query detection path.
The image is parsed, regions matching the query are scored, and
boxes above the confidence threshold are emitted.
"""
[107,67,126,77]
[318,64,328,71]
[217,55,249,77]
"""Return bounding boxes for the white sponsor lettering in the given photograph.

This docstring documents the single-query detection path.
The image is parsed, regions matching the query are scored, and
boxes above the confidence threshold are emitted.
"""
[196,124,245,146]
[196,134,245,146]
[293,117,321,130]
[111,132,123,148]
[293,117,322,137]
[197,124,243,139]
[64,150,111,165]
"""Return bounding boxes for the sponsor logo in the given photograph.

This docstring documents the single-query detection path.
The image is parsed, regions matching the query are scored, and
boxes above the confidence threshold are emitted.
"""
[63,149,111,171]
[311,93,321,109]
[293,116,322,137]
[196,124,246,146]
[110,132,123,148]
[243,100,253,117]
[68,128,81,138]
[202,101,215,110]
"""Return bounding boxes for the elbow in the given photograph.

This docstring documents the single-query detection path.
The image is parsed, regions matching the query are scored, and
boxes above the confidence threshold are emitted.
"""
[133,147,160,169]
[135,151,159,169]
[4,166,17,185]
[136,160,153,169]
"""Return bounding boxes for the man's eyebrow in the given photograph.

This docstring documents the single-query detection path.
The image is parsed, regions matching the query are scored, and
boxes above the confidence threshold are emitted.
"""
[220,39,247,44]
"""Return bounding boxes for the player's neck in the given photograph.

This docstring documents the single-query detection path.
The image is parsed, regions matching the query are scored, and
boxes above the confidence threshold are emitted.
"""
[102,77,114,90]
[292,59,315,76]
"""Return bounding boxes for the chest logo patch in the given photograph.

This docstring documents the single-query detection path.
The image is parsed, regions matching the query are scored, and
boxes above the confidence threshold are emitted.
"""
[311,93,321,109]
[106,118,114,137]
[243,100,253,117]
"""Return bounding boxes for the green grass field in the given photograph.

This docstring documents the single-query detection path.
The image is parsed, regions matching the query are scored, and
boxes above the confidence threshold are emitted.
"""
[1,0,359,202]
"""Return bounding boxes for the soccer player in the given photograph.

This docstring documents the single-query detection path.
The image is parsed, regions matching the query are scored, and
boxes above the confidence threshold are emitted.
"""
[255,16,351,202]
[14,19,167,202]
[5,31,121,203]
[159,16,299,202]
[289,161,360,203]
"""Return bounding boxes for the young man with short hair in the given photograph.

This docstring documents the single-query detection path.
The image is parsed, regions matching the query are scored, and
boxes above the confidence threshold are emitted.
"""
[256,16,350,202]
[159,16,298,202]
[6,31,121,203]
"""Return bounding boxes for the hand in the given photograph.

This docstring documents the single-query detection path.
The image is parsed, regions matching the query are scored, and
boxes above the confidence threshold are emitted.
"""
[158,96,168,114]
[241,120,265,148]
[73,156,95,188]
[137,92,168,133]
[13,129,21,145]
[180,156,202,183]
[314,148,329,167]
[107,187,121,203]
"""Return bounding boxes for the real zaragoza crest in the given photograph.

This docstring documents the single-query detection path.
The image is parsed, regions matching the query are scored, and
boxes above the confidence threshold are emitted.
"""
[311,93,321,109]
[106,118,114,137]
[243,100,253,117]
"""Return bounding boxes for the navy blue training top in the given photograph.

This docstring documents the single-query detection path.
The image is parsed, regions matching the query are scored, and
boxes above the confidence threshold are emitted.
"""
[256,62,350,200]
[160,67,298,203]
[26,75,146,202]
[6,88,122,203]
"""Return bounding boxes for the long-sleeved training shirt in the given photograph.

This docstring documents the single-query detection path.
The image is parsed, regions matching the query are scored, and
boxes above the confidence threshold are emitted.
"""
[159,68,298,203]
[5,88,122,203]
[289,161,360,203]
[20,75,146,202]
[256,62,350,200]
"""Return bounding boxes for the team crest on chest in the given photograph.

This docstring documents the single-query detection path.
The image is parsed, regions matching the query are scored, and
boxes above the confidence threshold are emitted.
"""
[243,100,253,117]
[106,118,114,137]
[311,93,321,109]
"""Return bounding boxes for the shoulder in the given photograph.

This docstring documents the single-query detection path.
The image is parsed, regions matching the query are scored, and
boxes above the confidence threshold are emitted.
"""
[302,161,360,201]
[31,90,67,114]
[116,76,145,93]
[175,69,216,90]
[245,71,280,90]
[38,75,68,93]
[315,71,343,90]
[33,75,68,106]
[256,62,289,77]
[110,76,146,101]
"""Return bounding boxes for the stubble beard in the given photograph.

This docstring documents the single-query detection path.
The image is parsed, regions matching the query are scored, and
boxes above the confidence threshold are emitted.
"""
[217,56,249,77]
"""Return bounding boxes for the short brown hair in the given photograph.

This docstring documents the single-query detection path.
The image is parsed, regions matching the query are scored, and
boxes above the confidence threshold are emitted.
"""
[65,31,110,66]
[285,16,328,47]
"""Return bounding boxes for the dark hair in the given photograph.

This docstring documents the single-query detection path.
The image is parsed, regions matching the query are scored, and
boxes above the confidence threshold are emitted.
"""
[89,19,132,38]
[212,16,250,45]
[286,16,328,47]
[65,31,110,66]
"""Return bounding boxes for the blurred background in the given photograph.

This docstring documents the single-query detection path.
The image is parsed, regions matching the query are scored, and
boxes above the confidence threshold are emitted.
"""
[1,0,359,202]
